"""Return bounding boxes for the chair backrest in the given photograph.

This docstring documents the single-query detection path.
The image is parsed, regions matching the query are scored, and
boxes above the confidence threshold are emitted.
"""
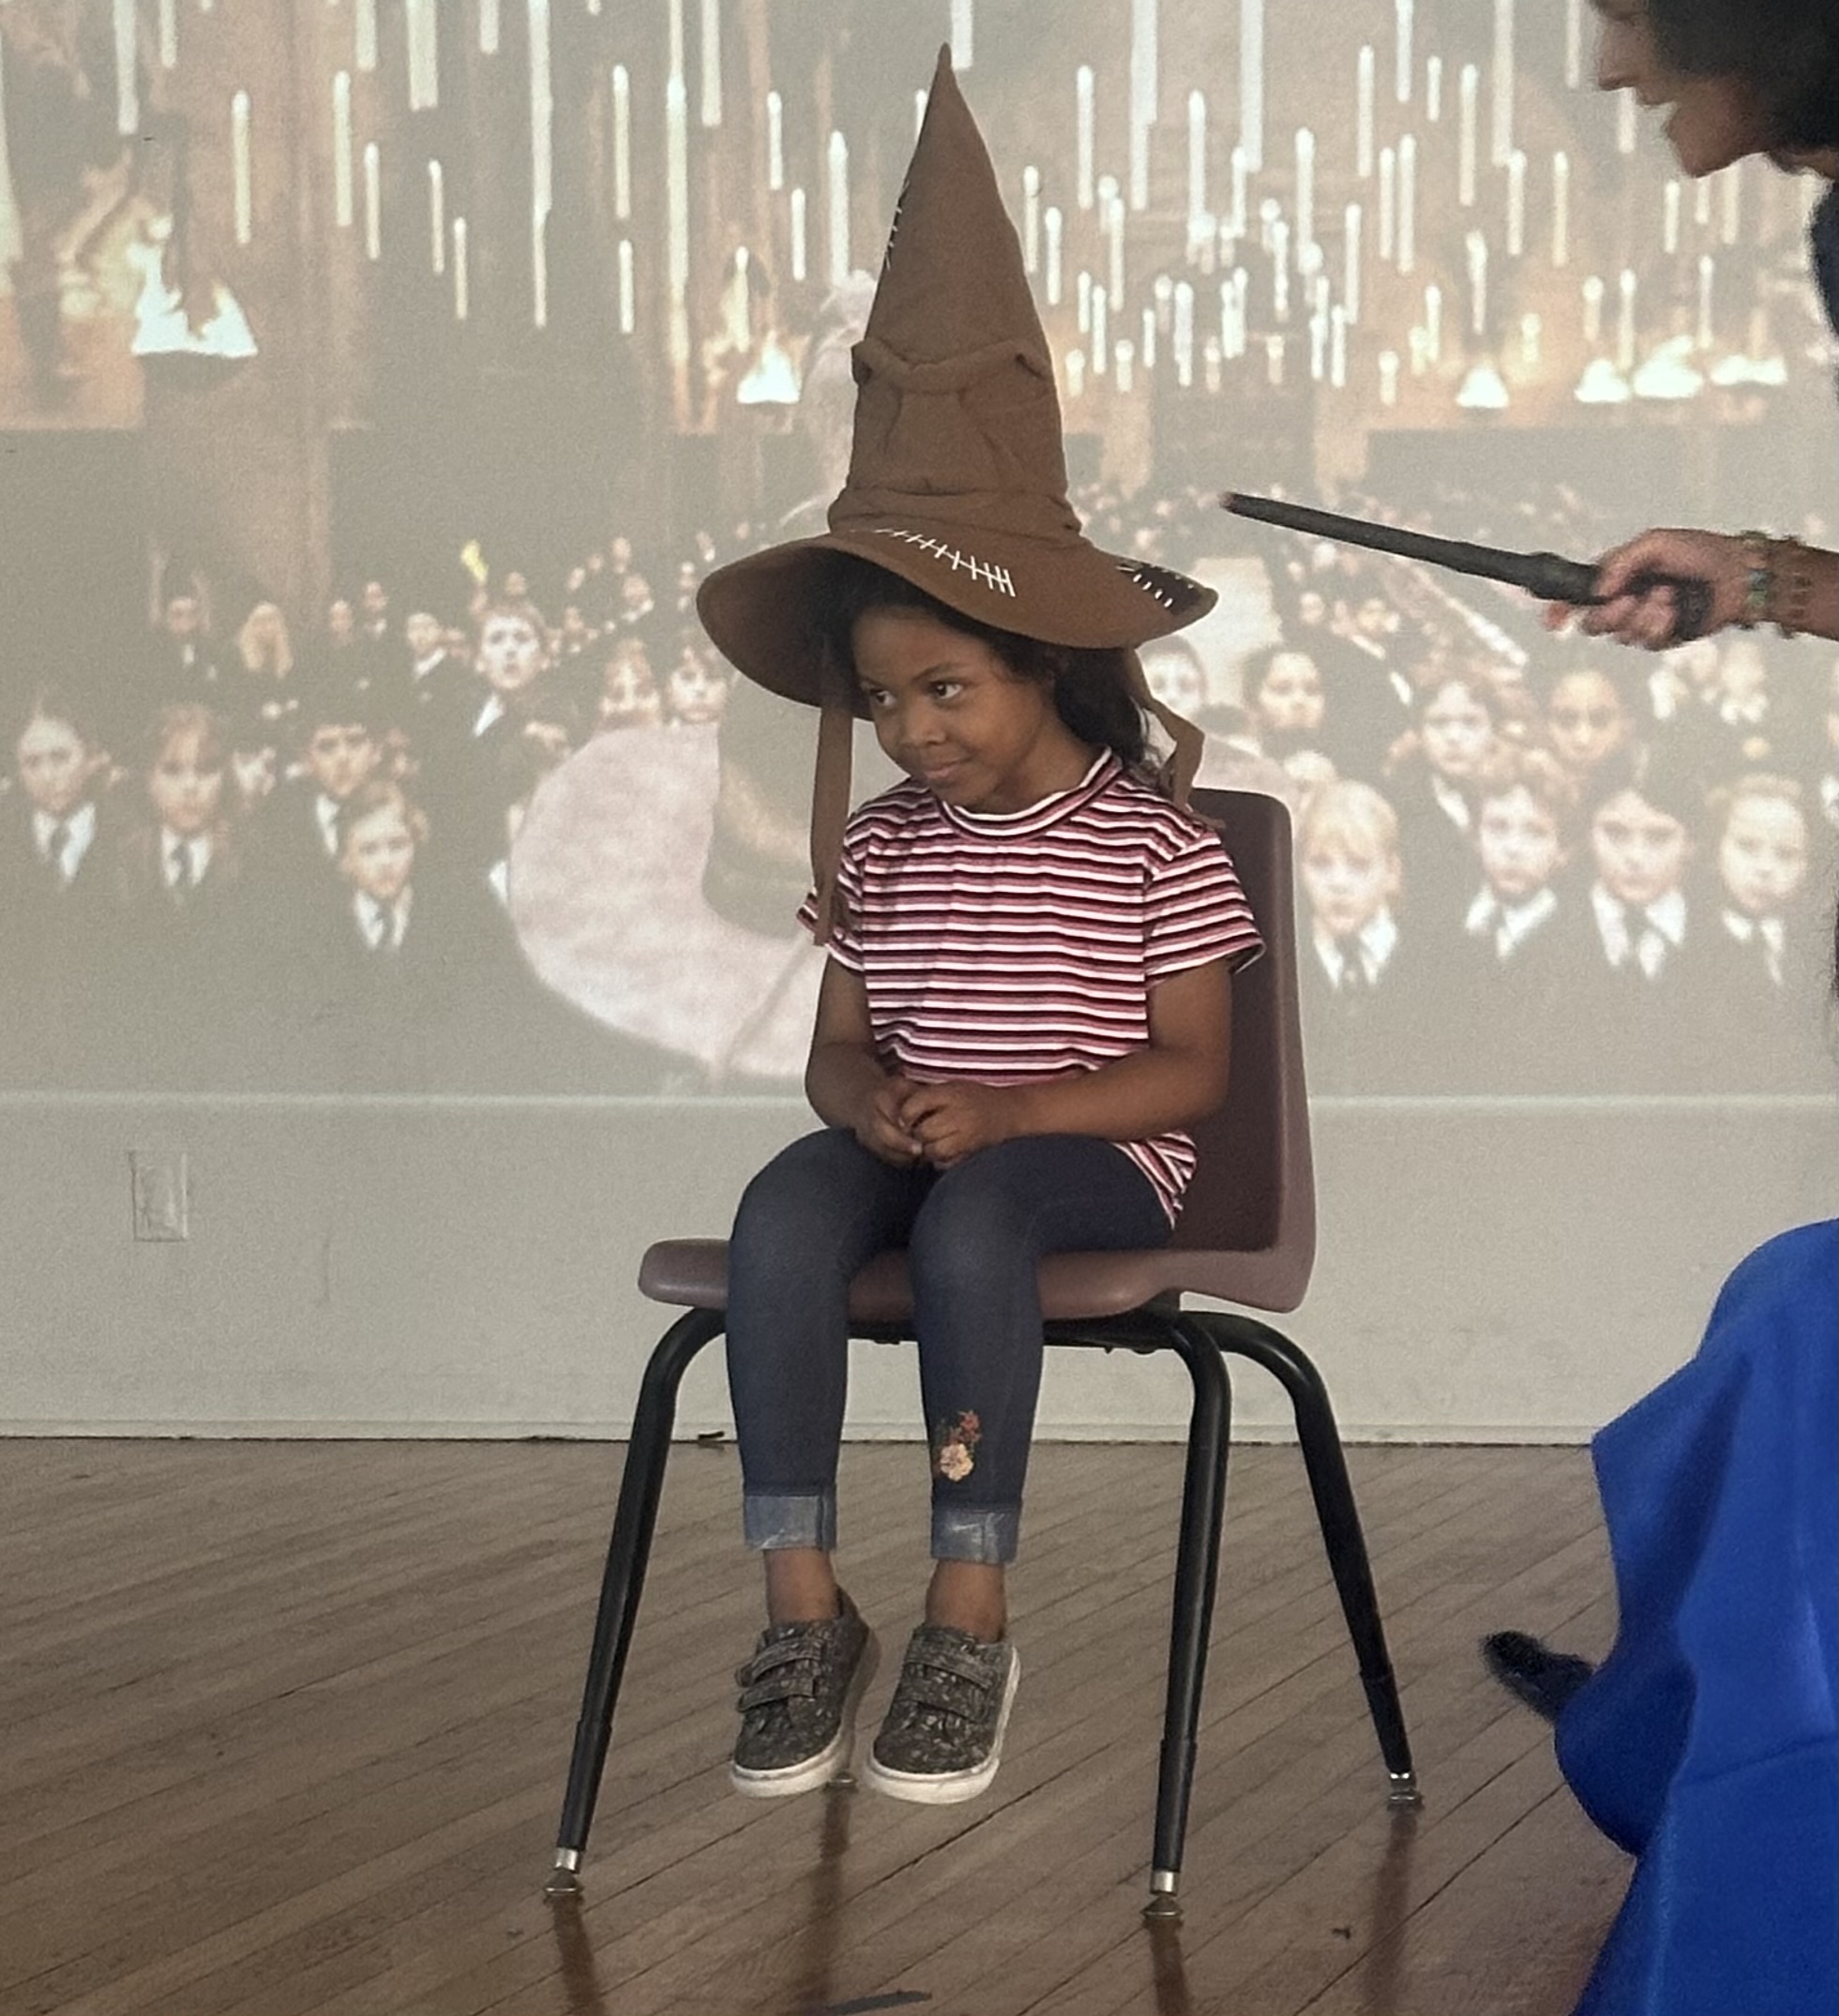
[1163,787,1317,1312]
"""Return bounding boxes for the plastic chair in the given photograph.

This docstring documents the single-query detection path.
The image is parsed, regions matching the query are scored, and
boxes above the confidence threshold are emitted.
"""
[545,787,1418,1921]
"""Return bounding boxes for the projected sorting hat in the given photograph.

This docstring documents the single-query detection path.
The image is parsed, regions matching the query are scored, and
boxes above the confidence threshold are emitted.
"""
[697,47,1217,937]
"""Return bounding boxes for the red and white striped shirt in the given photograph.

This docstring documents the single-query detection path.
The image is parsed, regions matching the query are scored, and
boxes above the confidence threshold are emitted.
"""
[798,753,1263,1222]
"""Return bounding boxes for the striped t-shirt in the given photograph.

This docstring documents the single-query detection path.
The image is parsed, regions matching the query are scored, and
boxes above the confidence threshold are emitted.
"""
[798,752,1264,1222]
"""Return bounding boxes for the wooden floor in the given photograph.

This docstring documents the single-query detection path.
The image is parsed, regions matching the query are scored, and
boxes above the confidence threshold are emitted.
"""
[2,1438,1627,2016]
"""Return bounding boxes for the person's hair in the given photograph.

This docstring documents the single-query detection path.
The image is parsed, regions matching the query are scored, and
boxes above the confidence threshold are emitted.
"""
[476,599,549,646]
[235,601,294,678]
[1706,769,1806,832]
[1242,642,1322,701]
[146,702,227,773]
[817,554,1152,775]
[336,777,428,855]
[295,685,378,745]
[14,685,98,753]
[1297,777,1400,860]
[1583,740,1701,828]
[1473,742,1581,835]
[1645,0,1839,150]
[1413,668,1500,723]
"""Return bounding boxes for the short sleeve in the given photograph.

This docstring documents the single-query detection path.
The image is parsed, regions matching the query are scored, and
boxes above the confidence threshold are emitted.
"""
[794,829,867,971]
[1143,827,1264,983]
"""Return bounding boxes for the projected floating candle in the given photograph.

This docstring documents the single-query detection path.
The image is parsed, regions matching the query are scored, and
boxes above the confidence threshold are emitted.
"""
[826,130,851,285]
[1720,163,1741,245]
[1490,0,1515,166]
[1129,0,1156,211]
[1265,333,1285,387]
[1102,179,1125,303]
[1694,178,1712,228]
[1663,179,1681,255]
[1425,55,1442,122]
[1065,350,1086,400]
[1467,230,1488,336]
[406,0,438,113]
[1409,325,1430,376]
[1093,283,1109,373]
[453,217,469,321]
[363,143,382,260]
[700,0,720,127]
[1552,152,1571,266]
[1045,205,1063,305]
[1394,0,1412,102]
[1379,348,1400,405]
[530,0,552,214]
[355,0,378,72]
[667,78,689,302]
[1270,218,1290,321]
[1078,267,1093,335]
[1379,147,1396,260]
[1076,67,1095,209]
[1229,145,1248,235]
[613,66,632,218]
[1115,339,1135,394]
[790,187,807,283]
[1295,128,1316,249]
[1424,281,1442,363]
[766,90,784,192]
[480,0,500,55]
[951,0,973,68]
[1330,305,1348,388]
[1309,311,1327,383]
[1458,66,1479,205]
[668,0,684,83]
[1173,280,1195,387]
[1617,268,1636,370]
[1344,202,1362,323]
[1505,150,1525,257]
[333,72,354,229]
[1582,273,1604,344]
[732,248,752,351]
[618,239,635,334]
[113,0,139,135]
[1616,88,1636,154]
[1141,304,1156,369]
[232,92,252,247]
[158,0,177,69]
[1023,166,1042,273]
[1397,134,1417,273]
[1519,311,1541,368]
[1355,48,1375,179]
[1696,253,1714,350]
[1188,92,1208,233]
[1564,0,1583,87]
[1240,0,1264,170]
[428,158,445,273]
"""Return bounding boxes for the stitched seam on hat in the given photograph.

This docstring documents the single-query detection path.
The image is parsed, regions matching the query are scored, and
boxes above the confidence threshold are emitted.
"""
[872,528,1017,595]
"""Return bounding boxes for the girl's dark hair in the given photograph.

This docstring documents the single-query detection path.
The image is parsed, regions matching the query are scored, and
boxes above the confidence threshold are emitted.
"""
[1646,0,1839,150]
[817,554,1152,774]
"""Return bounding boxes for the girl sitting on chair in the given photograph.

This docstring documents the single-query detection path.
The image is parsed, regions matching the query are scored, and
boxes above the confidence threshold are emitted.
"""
[693,53,1263,1810]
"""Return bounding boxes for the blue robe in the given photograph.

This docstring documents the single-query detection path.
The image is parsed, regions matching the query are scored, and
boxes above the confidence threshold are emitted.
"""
[1557,1223,1838,2016]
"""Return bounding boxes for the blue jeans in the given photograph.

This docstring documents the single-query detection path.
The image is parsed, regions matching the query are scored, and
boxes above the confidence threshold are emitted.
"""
[725,1128,1171,1566]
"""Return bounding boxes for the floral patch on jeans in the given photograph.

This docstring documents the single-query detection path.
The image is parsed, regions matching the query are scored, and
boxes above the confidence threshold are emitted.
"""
[932,1410,983,1482]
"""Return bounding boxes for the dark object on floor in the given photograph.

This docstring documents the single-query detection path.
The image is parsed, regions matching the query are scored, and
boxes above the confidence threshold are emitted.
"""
[1482,1630,1597,1723]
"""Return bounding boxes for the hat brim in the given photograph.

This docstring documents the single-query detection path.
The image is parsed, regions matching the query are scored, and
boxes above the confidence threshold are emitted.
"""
[698,520,1216,709]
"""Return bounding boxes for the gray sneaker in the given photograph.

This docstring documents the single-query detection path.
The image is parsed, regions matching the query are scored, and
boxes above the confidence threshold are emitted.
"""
[730,1593,878,1798]
[861,1624,1021,1805]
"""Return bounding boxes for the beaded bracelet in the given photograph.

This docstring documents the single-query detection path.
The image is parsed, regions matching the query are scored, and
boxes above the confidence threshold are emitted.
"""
[1770,536,1815,639]
[1735,530,1775,629]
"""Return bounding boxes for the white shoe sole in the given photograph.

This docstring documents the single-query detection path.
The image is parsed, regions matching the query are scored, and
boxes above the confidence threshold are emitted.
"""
[729,1631,880,1798]
[860,1645,1021,1806]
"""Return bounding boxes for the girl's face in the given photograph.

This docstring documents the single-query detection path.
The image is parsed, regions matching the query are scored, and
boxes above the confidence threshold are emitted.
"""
[477,614,547,692]
[17,716,95,818]
[1590,0,1769,177]
[248,603,284,651]
[600,650,662,728]
[1296,588,1329,627]
[1141,645,1207,718]
[1420,682,1494,780]
[1256,652,1325,736]
[666,655,728,726]
[150,730,225,835]
[1591,787,1690,908]
[1547,670,1627,772]
[341,806,416,905]
[1478,786,1566,903]
[854,608,1086,816]
[1301,833,1399,940]
[1719,794,1809,914]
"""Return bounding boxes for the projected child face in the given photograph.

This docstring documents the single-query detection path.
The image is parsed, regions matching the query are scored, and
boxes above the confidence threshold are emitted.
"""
[666,654,729,726]
[405,612,445,659]
[477,613,548,693]
[1141,644,1207,718]
[1591,788,1689,909]
[1420,682,1493,780]
[1301,833,1399,940]
[600,644,661,728]
[1255,652,1325,736]
[341,805,416,906]
[305,724,378,802]
[17,715,95,819]
[1590,1,1770,177]
[1718,794,1808,916]
[150,730,226,836]
[163,595,202,640]
[1547,670,1627,774]
[1477,786,1565,905]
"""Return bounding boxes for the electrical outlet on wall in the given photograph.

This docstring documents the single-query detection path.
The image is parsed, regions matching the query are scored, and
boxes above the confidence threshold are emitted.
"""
[129,1151,189,1241]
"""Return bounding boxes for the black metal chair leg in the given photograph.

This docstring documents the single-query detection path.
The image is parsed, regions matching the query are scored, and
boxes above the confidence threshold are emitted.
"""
[1200,1315,1419,1805]
[1143,1317,1233,1922]
[546,1308,726,1898]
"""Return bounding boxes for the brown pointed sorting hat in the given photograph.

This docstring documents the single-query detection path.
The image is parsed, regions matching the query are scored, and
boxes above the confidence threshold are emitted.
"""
[697,47,1215,939]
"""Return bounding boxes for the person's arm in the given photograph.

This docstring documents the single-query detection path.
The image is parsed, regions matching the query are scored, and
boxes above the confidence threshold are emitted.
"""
[896,959,1232,1168]
[1543,528,1839,646]
[804,957,922,1165]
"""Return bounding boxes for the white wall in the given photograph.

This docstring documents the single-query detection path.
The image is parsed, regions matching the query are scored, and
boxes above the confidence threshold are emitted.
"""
[6,1091,1831,1442]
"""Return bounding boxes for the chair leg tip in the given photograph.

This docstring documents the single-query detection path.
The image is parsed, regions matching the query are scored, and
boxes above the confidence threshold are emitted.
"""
[1386,1770,1423,1809]
[1142,1872,1183,1922]
[544,1851,584,1901]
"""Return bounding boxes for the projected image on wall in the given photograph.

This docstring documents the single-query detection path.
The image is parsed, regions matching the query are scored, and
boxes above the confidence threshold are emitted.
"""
[1,0,1833,1097]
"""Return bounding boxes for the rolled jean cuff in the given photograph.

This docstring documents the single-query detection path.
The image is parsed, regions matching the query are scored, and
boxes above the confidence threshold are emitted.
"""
[743,1489,837,1552]
[930,1503,1021,1566]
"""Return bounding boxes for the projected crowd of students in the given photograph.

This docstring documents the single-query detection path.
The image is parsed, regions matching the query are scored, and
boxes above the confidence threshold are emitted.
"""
[3,484,1832,1094]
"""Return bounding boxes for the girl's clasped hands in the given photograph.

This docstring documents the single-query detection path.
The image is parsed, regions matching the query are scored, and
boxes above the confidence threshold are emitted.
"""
[853,1075,1025,1169]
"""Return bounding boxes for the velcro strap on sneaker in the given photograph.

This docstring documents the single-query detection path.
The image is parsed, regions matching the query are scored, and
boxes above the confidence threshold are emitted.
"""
[909,1642,999,1690]
[737,1668,819,1711]
[892,1671,983,1719]
[745,1635,826,1677]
